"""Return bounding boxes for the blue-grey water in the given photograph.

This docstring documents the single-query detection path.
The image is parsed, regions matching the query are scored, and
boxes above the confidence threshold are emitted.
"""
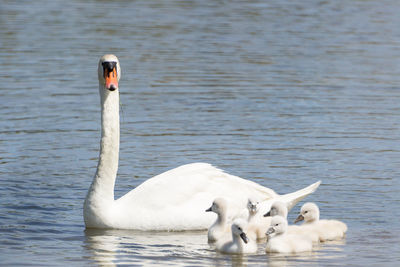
[1,0,400,266]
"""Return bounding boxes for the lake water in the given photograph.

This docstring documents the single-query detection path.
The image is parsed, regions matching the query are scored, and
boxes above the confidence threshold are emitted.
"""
[1,0,400,266]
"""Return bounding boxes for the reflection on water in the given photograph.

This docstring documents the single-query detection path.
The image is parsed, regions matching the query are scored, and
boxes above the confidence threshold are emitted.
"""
[1,0,400,266]
[84,230,119,266]
[84,229,350,267]
[84,229,212,266]
[84,229,277,266]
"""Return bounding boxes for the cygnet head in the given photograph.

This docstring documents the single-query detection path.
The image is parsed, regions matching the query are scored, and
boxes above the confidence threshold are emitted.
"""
[266,215,287,236]
[98,54,121,92]
[206,198,228,215]
[231,218,249,244]
[264,201,287,218]
[247,198,259,215]
[294,202,320,223]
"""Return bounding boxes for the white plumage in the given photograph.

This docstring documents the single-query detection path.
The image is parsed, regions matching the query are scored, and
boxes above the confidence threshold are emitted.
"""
[266,216,313,254]
[294,202,347,242]
[206,198,232,243]
[265,201,319,243]
[246,198,271,240]
[83,54,321,231]
[265,201,288,218]
[216,218,257,254]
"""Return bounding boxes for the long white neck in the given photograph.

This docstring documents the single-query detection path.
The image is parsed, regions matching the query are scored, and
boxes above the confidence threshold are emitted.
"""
[87,84,120,204]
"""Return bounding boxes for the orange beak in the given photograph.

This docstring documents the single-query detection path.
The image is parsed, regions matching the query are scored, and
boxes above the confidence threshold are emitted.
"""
[103,62,118,91]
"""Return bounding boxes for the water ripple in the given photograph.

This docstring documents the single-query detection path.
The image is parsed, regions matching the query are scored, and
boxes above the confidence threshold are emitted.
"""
[1,0,400,266]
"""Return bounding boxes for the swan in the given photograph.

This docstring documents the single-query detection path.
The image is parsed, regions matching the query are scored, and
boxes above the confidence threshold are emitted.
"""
[264,201,288,218]
[265,216,313,254]
[216,218,257,254]
[205,198,231,242]
[246,198,271,240]
[206,197,268,242]
[83,54,322,231]
[264,201,319,243]
[294,202,347,242]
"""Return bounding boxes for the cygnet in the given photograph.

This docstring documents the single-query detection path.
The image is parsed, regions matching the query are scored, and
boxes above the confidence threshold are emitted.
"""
[216,218,257,254]
[264,201,288,218]
[265,215,313,254]
[246,198,271,240]
[206,198,231,243]
[294,202,347,242]
[264,201,319,244]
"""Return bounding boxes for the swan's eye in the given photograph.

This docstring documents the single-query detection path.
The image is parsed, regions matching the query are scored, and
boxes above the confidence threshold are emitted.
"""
[275,224,279,226]
[304,211,308,214]
[238,227,242,231]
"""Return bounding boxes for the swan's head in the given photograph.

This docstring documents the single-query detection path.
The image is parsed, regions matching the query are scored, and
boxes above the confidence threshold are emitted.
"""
[247,198,259,214]
[264,201,287,218]
[231,218,249,244]
[205,197,227,215]
[294,202,320,223]
[266,215,287,236]
[98,54,121,92]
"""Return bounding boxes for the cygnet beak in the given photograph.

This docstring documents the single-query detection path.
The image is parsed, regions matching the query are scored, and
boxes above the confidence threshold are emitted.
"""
[294,214,304,224]
[239,232,249,244]
[266,227,275,236]
[263,211,271,217]
[249,204,257,213]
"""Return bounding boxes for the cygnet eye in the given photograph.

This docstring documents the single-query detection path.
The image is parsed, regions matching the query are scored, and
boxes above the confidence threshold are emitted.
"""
[238,227,242,231]
[275,223,279,226]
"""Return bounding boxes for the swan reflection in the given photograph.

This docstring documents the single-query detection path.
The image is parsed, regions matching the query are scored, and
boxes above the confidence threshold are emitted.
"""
[84,229,212,266]
[83,229,340,266]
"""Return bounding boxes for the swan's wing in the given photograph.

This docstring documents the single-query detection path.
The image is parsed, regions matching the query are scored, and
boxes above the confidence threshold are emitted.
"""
[115,163,279,229]
[114,163,319,230]
[118,163,278,209]
[275,181,321,211]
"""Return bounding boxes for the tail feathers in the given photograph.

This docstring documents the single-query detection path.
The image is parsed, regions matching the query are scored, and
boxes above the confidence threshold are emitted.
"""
[277,181,321,212]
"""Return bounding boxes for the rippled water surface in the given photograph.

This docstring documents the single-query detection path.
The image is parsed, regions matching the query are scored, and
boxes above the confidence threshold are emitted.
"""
[1,0,400,266]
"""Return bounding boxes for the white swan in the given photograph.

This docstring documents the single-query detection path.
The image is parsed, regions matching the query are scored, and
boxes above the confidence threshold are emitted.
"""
[206,198,231,242]
[83,54,321,231]
[216,218,257,254]
[264,201,288,218]
[265,216,313,254]
[264,201,319,243]
[294,202,347,242]
[246,198,271,240]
